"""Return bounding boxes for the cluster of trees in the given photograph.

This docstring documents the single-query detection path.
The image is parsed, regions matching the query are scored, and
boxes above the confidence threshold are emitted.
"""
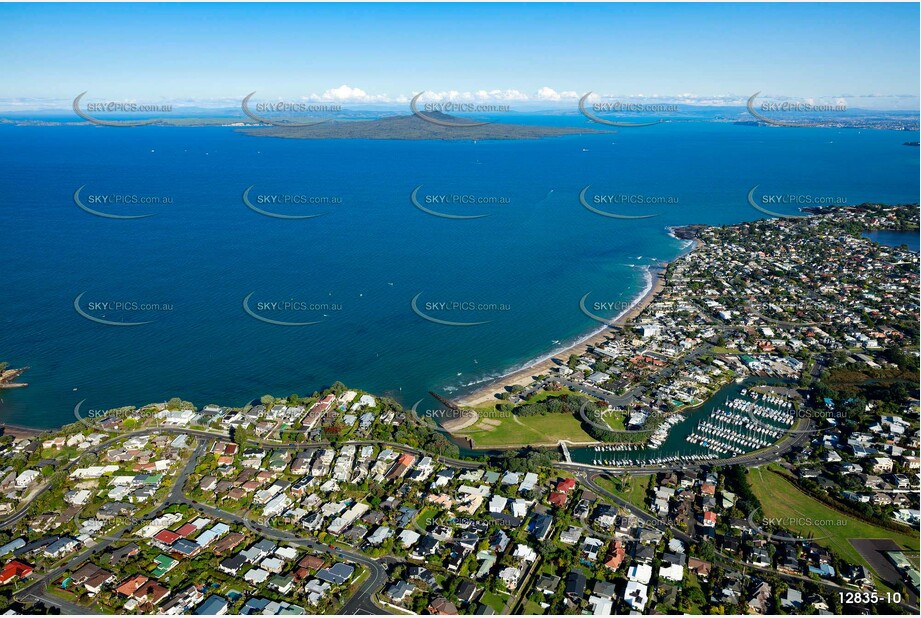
[511,392,592,418]
[495,448,555,473]
[514,397,568,417]
[393,420,459,459]
[165,397,196,411]
[721,465,760,516]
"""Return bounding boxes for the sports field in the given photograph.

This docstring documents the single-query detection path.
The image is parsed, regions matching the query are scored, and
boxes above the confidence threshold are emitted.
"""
[456,411,594,447]
[748,466,919,570]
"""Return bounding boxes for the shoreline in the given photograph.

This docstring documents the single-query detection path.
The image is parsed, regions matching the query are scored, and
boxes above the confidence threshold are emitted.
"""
[454,260,672,409]
[0,231,703,436]
[451,229,702,411]
[0,422,46,438]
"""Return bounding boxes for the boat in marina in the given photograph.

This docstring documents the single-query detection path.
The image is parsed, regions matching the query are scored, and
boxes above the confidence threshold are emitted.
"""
[685,391,795,456]
[586,391,796,467]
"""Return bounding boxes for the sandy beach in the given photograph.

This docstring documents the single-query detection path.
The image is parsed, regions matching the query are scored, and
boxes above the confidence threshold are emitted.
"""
[455,265,670,408]
[0,422,45,438]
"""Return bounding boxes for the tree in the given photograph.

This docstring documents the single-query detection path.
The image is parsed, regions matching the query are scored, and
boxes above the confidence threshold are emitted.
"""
[696,539,716,562]
[230,424,249,447]
[260,394,275,407]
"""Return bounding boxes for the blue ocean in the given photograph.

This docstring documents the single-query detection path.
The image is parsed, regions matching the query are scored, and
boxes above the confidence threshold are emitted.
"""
[0,119,918,428]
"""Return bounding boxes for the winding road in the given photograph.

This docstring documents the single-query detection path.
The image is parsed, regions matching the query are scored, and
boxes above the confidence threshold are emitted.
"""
[0,411,820,615]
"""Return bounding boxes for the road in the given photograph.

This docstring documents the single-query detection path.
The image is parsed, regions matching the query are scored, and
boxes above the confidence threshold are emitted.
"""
[577,458,919,613]
[174,496,390,615]
[0,408,818,614]
[12,435,390,615]
[13,440,206,613]
[1,426,484,532]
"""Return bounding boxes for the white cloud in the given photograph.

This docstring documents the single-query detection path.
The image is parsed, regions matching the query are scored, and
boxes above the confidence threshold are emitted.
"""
[1,89,915,112]
[536,87,579,101]
[308,85,393,103]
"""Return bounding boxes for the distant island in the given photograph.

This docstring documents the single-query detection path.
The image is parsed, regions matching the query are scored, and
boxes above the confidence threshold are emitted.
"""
[1,111,611,140]
[238,111,613,141]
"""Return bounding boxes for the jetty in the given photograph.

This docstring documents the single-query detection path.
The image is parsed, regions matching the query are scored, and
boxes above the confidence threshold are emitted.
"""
[559,440,573,463]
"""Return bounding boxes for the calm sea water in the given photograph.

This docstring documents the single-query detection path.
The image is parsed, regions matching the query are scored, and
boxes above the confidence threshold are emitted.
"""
[862,230,920,252]
[0,120,917,428]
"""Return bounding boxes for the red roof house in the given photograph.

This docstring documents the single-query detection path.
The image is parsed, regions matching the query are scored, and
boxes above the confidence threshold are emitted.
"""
[557,478,577,493]
[0,560,33,585]
[154,530,180,545]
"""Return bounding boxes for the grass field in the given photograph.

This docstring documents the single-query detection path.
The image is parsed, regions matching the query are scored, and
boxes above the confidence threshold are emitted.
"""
[479,590,508,613]
[601,409,626,430]
[415,506,439,531]
[521,600,545,614]
[523,388,578,403]
[748,466,920,571]
[457,412,594,447]
[596,474,652,510]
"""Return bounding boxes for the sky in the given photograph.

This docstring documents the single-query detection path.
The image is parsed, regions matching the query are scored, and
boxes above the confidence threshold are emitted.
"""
[0,2,918,111]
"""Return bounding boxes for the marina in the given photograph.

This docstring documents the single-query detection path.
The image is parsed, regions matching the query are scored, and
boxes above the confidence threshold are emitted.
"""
[571,379,799,468]
[685,388,795,456]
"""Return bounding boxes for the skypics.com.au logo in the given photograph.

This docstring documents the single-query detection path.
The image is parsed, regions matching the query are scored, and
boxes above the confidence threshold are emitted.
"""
[747,185,848,219]
[75,513,149,543]
[73,399,162,432]
[747,92,847,128]
[410,401,511,436]
[243,292,342,327]
[579,186,674,219]
[747,507,846,542]
[243,185,343,220]
[578,401,653,436]
[579,93,675,127]
[410,92,511,127]
[73,92,173,127]
[411,293,510,327]
[410,185,510,219]
[74,292,173,327]
[578,295,633,326]
[74,185,172,219]
[242,92,342,127]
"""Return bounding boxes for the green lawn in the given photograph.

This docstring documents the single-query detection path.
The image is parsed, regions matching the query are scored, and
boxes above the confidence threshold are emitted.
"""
[601,409,626,431]
[457,412,594,447]
[479,591,507,614]
[522,388,577,404]
[415,506,438,531]
[596,474,651,511]
[748,466,920,572]
[521,600,545,614]
[684,571,706,614]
